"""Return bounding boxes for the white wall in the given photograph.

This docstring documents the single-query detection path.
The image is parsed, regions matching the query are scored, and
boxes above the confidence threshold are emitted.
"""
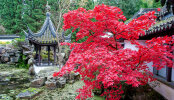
[124,40,153,73]
[172,68,174,81]
[0,39,13,42]
[124,40,147,50]
[125,40,174,100]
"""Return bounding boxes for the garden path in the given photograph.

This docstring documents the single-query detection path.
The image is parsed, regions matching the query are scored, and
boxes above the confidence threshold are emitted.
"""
[33,64,62,74]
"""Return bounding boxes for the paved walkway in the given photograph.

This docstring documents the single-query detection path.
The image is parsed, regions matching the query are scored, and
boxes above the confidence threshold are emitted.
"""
[33,64,62,74]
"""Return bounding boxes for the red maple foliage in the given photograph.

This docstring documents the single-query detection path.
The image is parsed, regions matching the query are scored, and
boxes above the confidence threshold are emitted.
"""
[53,4,174,100]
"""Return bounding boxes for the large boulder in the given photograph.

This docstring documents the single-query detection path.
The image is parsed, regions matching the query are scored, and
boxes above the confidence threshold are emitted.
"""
[6,44,14,49]
[0,48,6,55]
[74,72,80,80]
[57,77,66,88]
[1,53,10,62]
[30,77,46,87]
[28,58,34,66]
[10,57,19,63]
[21,45,31,51]
[45,81,58,90]
[7,50,15,56]
[0,94,13,100]
[16,88,42,99]
[29,66,35,76]
[23,51,32,56]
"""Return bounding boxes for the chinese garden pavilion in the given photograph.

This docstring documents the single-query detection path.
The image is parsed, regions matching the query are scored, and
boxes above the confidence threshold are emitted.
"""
[24,10,58,66]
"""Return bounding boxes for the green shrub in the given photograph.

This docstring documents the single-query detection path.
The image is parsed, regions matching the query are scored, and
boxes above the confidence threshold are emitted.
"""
[11,38,25,48]
[0,41,12,45]
[41,50,54,61]
[17,54,29,69]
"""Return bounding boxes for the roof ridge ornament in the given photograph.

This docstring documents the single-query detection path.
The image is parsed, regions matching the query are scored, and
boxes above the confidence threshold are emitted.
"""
[46,1,51,12]
[46,1,51,17]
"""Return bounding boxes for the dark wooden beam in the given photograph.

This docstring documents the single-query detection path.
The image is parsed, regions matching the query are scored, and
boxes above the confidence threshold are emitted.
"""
[167,67,172,82]
[54,46,56,65]
[48,46,50,66]
[167,41,173,82]
[38,46,41,66]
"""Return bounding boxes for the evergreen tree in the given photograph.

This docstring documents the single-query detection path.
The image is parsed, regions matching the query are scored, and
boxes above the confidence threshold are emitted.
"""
[0,0,23,34]
[97,0,162,19]
[23,0,47,33]
[0,0,47,35]
[97,0,141,19]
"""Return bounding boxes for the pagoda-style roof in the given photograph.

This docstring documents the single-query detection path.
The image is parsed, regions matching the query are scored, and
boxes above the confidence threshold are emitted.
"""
[142,5,174,38]
[144,16,174,36]
[62,31,72,43]
[127,5,174,39]
[24,12,58,45]
[125,8,160,24]
[131,8,159,20]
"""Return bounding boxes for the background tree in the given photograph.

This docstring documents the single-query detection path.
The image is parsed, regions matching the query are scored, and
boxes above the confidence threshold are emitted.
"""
[97,0,162,19]
[0,0,47,35]
[156,0,174,14]
[0,0,23,34]
[97,0,141,19]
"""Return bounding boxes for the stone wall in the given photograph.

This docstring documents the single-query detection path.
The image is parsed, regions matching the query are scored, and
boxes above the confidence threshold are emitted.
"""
[0,47,21,64]
[0,42,34,65]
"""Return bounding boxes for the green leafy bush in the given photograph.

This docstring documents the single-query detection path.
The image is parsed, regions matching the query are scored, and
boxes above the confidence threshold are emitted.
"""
[41,50,54,61]
[17,54,29,69]
[11,38,25,48]
[0,41,11,45]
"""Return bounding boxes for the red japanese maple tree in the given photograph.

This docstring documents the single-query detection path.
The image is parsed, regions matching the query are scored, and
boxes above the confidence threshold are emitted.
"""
[54,4,174,100]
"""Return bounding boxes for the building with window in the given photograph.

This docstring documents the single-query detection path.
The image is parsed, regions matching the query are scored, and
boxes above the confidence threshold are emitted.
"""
[125,5,174,100]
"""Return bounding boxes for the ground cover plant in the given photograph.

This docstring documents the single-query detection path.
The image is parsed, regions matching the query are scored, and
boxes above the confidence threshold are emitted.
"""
[53,4,174,100]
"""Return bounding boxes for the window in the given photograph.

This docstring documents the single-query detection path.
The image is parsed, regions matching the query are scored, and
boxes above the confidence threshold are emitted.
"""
[153,44,174,83]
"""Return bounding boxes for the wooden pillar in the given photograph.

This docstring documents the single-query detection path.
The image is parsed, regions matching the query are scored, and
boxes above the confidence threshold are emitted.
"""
[54,46,56,65]
[167,41,173,82]
[35,45,38,65]
[48,46,50,65]
[36,45,38,55]
[167,67,172,82]
[38,46,41,66]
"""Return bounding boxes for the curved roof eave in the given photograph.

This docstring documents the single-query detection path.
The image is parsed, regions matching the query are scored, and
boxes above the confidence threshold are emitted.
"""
[62,31,72,40]
[28,17,49,37]
[25,12,58,39]
[48,19,57,37]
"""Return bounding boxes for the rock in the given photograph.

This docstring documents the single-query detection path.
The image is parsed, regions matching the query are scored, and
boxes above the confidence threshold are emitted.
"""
[61,53,65,58]
[69,73,75,80]
[45,81,58,90]
[57,77,66,88]
[0,48,6,54]
[28,55,33,59]
[29,66,35,75]
[68,80,75,84]
[30,77,46,87]
[74,72,80,80]
[10,57,19,63]
[6,44,14,49]
[0,94,13,100]
[21,45,31,51]
[28,58,34,66]
[7,52,15,56]
[15,53,20,57]
[0,72,13,85]
[1,53,9,62]
[23,51,32,56]
[16,88,42,99]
